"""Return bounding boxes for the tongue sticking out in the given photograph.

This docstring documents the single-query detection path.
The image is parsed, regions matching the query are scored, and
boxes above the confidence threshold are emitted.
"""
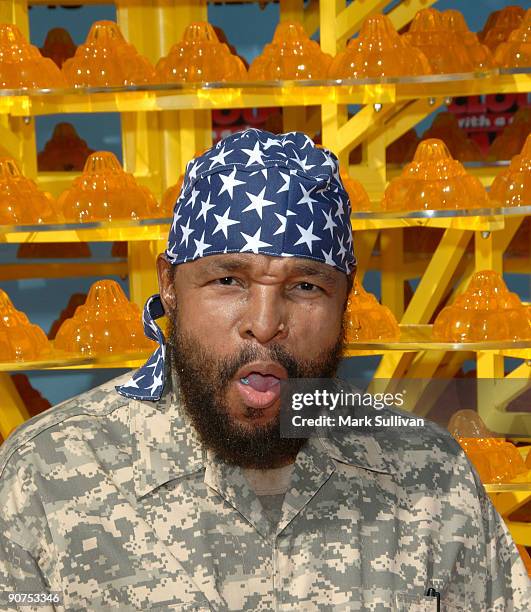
[243,373,280,392]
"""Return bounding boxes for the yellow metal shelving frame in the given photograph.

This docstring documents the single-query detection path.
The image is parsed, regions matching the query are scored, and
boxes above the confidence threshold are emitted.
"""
[0,0,529,543]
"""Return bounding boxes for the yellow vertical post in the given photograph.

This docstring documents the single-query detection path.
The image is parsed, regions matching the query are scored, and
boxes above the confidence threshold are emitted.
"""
[156,0,210,187]
[128,239,168,309]
[279,0,307,135]
[0,374,30,440]
[319,0,343,56]
[0,0,29,36]
[380,228,404,319]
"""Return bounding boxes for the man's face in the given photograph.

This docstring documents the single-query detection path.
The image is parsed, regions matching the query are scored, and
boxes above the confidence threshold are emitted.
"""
[157,253,351,469]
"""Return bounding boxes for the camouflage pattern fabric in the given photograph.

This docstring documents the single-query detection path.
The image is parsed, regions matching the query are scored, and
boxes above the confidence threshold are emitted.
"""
[0,369,529,611]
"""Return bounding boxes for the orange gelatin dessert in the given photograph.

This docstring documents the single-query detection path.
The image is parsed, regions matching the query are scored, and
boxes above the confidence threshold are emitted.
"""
[38,122,94,172]
[433,270,531,342]
[0,157,60,225]
[344,280,400,342]
[48,293,87,340]
[0,290,52,361]
[494,9,531,67]
[156,22,246,83]
[17,242,91,258]
[0,23,66,88]
[488,107,531,161]
[422,112,483,162]
[58,151,160,222]
[11,373,51,418]
[403,8,474,74]
[442,10,495,69]
[381,139,489,212]
[40,27,76,68]
[161,174,184,216]
[489,133,531,207]
[54,280,157,356]
[62,21,155,87]
[449,409,528,483]
[480,6,525,52]
[249,22,331,80]
[329,14,431,78]
[340,171,371,211]
[386,129,420,165]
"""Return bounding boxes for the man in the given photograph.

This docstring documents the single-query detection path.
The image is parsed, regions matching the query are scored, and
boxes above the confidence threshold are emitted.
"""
[0,129,529,611]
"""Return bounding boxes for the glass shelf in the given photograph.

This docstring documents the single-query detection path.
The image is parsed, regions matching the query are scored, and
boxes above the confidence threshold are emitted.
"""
[0,205,528,244]
[0,69,499,97]
[0,218,171,243]
[0,349,152,372]
[350,205,531,220]
[344,325,531,354]
[0,72,527,116]
[1,326,528,371]
[484,482,531,493]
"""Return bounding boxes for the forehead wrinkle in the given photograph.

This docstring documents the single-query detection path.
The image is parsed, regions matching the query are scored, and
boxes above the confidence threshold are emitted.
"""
[195,254,340,286]
[287,262,338,285]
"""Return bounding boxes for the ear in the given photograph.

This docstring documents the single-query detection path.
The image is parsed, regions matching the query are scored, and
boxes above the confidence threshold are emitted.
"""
[156,254,177,314]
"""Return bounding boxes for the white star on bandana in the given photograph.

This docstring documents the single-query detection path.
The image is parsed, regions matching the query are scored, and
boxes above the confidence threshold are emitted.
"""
[218,167,246,199]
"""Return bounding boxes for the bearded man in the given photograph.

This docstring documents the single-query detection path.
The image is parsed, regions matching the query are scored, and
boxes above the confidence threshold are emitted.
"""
[0,129,529,611]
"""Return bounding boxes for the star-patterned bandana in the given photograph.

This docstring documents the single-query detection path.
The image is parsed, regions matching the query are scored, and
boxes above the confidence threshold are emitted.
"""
[117,128,356,401]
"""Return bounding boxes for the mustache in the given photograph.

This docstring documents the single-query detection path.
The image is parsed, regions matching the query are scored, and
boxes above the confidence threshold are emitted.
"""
[217,343,301,386]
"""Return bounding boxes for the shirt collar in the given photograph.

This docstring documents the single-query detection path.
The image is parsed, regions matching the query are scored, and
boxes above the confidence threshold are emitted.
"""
[130,367,397,500]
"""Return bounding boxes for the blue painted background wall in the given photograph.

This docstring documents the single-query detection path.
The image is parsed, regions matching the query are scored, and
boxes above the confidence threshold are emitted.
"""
[2,0,528,406]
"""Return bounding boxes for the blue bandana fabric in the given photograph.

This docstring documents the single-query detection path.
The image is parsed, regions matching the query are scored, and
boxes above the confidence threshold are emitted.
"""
[117,128,355,401]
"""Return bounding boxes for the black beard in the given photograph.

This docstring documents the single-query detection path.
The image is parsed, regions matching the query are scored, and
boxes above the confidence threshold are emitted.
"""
[166,312,345,469]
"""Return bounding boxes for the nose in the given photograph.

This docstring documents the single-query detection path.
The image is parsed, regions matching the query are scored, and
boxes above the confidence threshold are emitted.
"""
[238,285,288,344]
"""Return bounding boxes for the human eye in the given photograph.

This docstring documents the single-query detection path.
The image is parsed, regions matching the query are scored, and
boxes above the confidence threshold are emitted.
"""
[215,276,239,286]
[296,281,321,292]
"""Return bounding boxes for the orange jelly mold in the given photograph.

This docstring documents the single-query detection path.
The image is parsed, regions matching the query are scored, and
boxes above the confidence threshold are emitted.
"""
[58,151,160,222]
[40,27,76,69]
[344,280,400,342]
[329,14,431,79]
[422,112,483,162]
[489,133,531,207]
[0,157,61,225]
[0,289,52,361]
[0,23,66,88]
[403,8,474,74]
[54,280,157,356]
[381,139,489,212]
[161,175,184,217]
[11,373,51,418]
[488,107,531,161]
[48,293,87,340]
[38,122,94,172]
[340,171,371,211]
[433,270,531,342]
[449,410,528,483]
[62,20,156,87]
[386,129,420,165]
[156,22,246,83]
[480,6,526,52]
[17,242,91,259]
[494,9,531,68]
[442,10,495,69]
[249,22,332,80]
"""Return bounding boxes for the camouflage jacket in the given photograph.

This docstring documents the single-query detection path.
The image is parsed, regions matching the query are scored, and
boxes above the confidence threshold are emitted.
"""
[0,371,529,611]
